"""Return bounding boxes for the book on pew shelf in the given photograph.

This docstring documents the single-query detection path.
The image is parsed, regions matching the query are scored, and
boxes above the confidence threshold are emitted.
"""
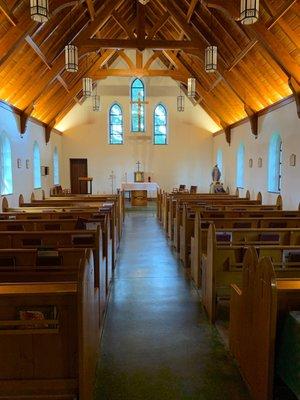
[216,232,232,242]
[0,306,58,331]
[18,306,58,329]
[86,222,100,230]
[283,250,300,266]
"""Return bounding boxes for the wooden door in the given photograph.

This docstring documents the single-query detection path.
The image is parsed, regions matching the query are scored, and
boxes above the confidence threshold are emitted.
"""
[70,159,88,194]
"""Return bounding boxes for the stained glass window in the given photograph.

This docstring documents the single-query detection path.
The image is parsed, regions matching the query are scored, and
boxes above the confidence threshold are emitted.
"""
[153,104,167,145]
[109,103,124,144]
[131,78,145,132]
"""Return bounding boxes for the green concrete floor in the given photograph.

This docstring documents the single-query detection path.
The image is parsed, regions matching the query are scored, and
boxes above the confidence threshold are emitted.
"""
[94,211,251,400]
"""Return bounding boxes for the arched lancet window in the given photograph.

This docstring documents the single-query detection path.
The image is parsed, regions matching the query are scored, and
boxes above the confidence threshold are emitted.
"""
[268,133,282,193]
[0,133,13,195]
[109,103,124,144]
[131,78,145,132]
[53,147,60,185]
[236,143,245,188]
[153,104,167,145]
[216,149,223,177]
[33,141,41,189]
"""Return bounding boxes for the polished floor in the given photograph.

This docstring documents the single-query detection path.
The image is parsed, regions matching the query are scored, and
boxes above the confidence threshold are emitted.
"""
[94,211,251,400]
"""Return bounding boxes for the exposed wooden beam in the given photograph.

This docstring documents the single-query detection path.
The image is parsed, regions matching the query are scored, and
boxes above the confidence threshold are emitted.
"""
[25,35,52,69]
[45,120,56,144]
[76,0,125,41]
[137,1,145,41]
[119,51,135,69]
[91,68,186,80]
[144,51,162,69]
[288,77,300,119]
[228,39,257,71]
[112,10,135,39]
[148,11,170,39]
[244,105,259,137]
[20,104,35,135]
[220,122,232,145]
[85,0,95,21]
[57,75,70,93]
[136,51,143,68]
[79,38,203,51]
[0,0,18,26]
[178,0,198,40]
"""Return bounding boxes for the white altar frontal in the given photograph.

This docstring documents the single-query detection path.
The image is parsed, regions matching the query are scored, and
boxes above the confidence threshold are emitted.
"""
[121,182,159,198]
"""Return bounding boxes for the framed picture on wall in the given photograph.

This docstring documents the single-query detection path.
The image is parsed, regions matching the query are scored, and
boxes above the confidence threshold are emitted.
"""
[289,154,296,167]
[26,159,30,169]
[17,158,21,168]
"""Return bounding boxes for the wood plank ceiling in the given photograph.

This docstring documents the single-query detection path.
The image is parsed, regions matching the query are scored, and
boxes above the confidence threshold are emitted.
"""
[0,0,298,139]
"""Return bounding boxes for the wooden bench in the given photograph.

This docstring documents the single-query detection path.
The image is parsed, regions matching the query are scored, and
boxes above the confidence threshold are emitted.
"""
[0,249,99,400]
[229,248,300,400]
[202,224,300,323]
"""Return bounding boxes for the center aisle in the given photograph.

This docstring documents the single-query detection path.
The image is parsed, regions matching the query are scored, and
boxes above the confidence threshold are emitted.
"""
[94,211,250,400]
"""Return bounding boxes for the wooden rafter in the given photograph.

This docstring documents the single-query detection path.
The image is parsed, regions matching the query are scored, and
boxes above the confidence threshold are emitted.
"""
[0,0,18,26]
[78,38,204,51]
[147,11,170,39]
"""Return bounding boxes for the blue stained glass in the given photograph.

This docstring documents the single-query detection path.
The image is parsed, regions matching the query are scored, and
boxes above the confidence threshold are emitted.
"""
[131,78,145,132]
[153,104,167,145]
[109,103,124,145]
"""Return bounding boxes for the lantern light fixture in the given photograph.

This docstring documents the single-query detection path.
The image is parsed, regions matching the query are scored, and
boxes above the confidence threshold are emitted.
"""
[240,0,259,25]
[93,95,101,112]
[65,44,78,72]
[177,85,185,112]
[30,0,49,23]
[205,45,218,73]
[83,77,93,98]
[187,77,196,98]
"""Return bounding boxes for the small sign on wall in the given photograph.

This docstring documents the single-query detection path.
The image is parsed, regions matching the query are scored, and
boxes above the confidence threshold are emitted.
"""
[258,157,263,168]
[289,154,296,167]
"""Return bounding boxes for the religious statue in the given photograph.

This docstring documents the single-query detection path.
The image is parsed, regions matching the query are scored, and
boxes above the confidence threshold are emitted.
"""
[210,164,225,193]
[212,164,221,182]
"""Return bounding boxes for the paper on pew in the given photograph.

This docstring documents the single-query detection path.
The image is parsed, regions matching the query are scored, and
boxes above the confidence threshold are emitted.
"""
[86,222,100,230]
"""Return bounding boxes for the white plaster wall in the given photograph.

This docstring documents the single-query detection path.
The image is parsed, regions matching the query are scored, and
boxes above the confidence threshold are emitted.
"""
[57,75,218,194]
[0,104,63,207]
[213,101,300,210]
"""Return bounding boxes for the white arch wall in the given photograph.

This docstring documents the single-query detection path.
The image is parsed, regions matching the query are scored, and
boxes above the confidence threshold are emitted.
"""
[213,100,300,210]
[0,104,63,207]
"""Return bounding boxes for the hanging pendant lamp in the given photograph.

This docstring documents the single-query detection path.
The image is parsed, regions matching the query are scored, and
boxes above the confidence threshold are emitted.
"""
[93,95,101,112]
[187,78,196,98]
[83,77,93,98]
[65,44,78,72]
[240,0,259,25]
[177,85,184,112]
[30,0,49,23]
[205,45,217,73]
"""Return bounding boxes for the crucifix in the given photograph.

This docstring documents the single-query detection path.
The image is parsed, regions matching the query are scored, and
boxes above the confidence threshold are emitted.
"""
[134,160,144,183]
[131,91,149,132]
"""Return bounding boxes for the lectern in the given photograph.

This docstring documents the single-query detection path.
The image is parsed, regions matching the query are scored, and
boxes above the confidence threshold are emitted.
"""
[78,177,93,194]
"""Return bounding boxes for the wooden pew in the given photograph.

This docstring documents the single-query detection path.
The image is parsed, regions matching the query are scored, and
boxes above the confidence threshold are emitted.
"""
[229,248,300,400]
[190,211,300,286]
[0,249,99,400]
[1,226,110,312]
[202,224,300,323]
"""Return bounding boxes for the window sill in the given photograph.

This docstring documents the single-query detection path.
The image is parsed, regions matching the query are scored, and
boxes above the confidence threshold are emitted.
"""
[268,191,280,194]
[34,187,42,190]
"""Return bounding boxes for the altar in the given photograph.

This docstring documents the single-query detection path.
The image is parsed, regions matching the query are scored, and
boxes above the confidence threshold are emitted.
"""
[121,182,159,198]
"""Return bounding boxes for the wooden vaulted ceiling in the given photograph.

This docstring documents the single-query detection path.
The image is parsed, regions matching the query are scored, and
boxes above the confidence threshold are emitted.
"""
[0,0,299,140]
